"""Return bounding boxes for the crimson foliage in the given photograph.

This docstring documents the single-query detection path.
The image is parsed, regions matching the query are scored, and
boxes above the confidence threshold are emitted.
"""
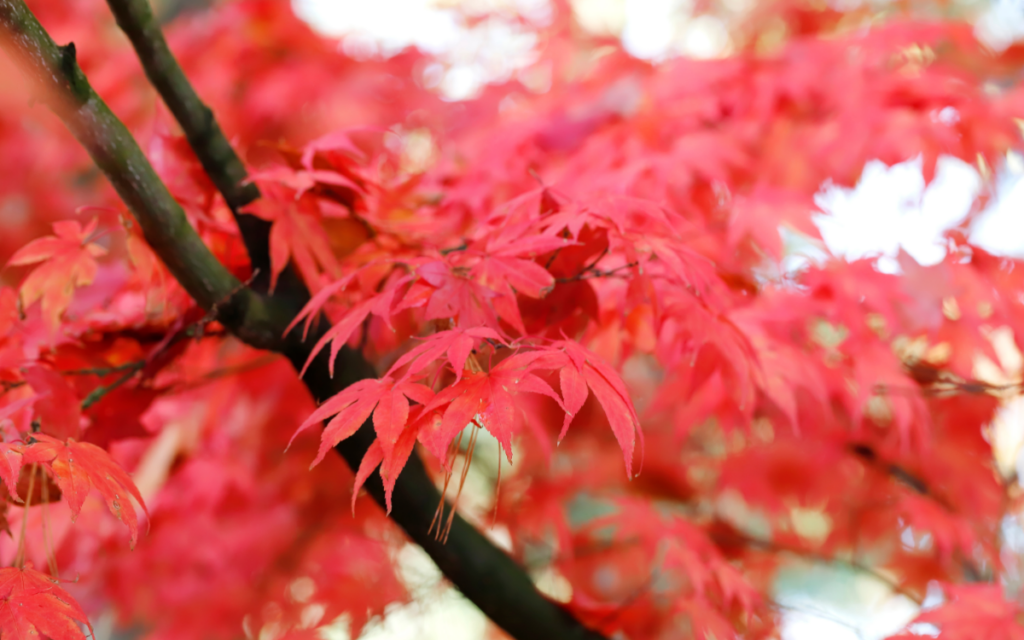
[3,1,1024,638]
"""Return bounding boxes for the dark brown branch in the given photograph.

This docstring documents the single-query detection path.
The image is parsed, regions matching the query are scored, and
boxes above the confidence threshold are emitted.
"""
[104,0,271,280]
[0,3,607,638]
[848,444,943,506]
[0,0,285,351]
[849,443,990,582]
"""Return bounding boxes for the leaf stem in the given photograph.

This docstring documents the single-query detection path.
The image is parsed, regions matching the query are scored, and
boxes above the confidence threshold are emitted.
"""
[14,463,36,569]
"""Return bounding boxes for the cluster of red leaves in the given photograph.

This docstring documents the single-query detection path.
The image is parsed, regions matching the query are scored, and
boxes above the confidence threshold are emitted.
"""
[4,0,1024,638]
[0,564,92,639]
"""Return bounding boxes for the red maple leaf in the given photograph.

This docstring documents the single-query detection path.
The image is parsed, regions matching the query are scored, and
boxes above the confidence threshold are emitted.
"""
[419,350,565,465]
[0,395,37,499]
[7,218,107,333]
[404,260,501,330]
[246,195,343,292]
[350,411,424,513]
[22,434,149,548]
[0,564,92,640]
[385,327,503,385]
[551,340,642,477]
[290,377,432,464]
[22,365,82,440]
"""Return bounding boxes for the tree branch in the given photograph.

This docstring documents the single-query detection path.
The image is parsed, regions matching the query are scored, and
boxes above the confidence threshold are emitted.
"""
[295,340,605,640]
[0,0,284,350]
[0,3,607,638]
[154,0,213,26]
[849,443,989,583]
[104,0,270,279]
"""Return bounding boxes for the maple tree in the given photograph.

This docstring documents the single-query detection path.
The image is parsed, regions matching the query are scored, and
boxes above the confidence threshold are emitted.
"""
[1,0,1024,638]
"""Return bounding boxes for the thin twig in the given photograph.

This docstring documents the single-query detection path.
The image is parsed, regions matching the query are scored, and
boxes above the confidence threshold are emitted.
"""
[80,362,146,409]
[14,463,37,569]
[574,262,638,280]
[41,469,58,577]
[81,275,261,409]
[440,243,467,256]
[555,252,638,284]
[61,362,145,377]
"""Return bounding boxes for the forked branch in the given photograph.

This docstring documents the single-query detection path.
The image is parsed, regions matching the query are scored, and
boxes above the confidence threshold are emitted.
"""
[0,2,607,638]
[0,0,285,351]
